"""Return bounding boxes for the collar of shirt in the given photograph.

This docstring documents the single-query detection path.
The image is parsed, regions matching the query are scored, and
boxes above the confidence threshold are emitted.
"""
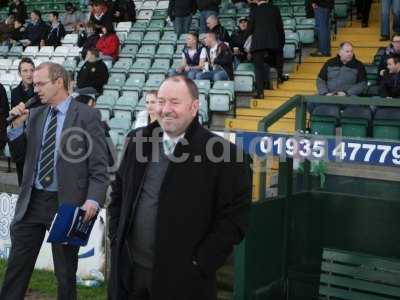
[52,96,72,115]
[162,132,185,154]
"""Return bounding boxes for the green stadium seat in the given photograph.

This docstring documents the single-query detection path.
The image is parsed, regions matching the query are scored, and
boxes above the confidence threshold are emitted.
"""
[149,59,170,75]
[234,63,255,92]
[310,105,340,136]
[220,18,236,31]
[61,33,78,45]
[110,58,133,74]
[8,46,23,58]
[154,45,174,59]
[373,108,400,140]
[284,31,300,59]
[160,32,178,45]
[109,117,132,132]
[198,93,209,124]
[120,45,139,58]
[116,32,127,44]
[142,32,161,45]
[125,32,144,46]
[341,106,372,138]
[177,34,189,45]
[335,0,350,18]
[296,18,315,44]
[116,21,133,32]
[174,44,185,59]
[131,20,148,32]
[152,9,168,20]
[63,57,77,72]
[0,58,12,71]
[279,6,293,18]
[194,80,211,94]
[129,58,152,74]
[104,74,126,90]
[293,5,306,17]
[170,58,181,70]
[147,19,165,31]
[9,58,21,71]
[220,7,236,18]
[0,46,9,57]
[365,64,378,86]
[283,18,296,32]
[22,46,39,58]
[113,95,138,121]
[143,74,165,91]
[122,73,146,100]
[53,46,71,58]
[136,45,157,59]
[209,81,235,112]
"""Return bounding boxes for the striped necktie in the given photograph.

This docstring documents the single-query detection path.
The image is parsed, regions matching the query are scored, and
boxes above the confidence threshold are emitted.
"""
[163,139,176,156]
[38,108,58,188]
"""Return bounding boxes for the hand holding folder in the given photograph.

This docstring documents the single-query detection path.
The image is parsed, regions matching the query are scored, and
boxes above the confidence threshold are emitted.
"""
[47,203,98,247]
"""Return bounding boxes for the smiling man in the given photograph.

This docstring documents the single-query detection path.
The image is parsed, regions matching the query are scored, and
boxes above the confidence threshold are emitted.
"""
[108,75,252,300]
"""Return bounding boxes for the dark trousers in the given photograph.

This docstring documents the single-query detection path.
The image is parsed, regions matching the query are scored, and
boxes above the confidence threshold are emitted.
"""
[16,161,23,186]
[265,48,284,79]
[129,265,153,300]
[253,50,269,95]
[0,189,80,300]
[173,15,192,37]
[356,0,372,24]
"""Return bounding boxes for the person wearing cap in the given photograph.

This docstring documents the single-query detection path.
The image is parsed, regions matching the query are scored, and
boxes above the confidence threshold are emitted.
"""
[77,48,109,94]
[230,17,250,66]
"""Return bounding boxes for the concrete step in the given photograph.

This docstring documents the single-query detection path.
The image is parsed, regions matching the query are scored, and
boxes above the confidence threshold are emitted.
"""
[331,39,387,48]
[264,89,314,97]
[250,98,289,109]
[290,73,317,80]
[236,108,296,119]
[225,117,295,133]
[278,79,317,92]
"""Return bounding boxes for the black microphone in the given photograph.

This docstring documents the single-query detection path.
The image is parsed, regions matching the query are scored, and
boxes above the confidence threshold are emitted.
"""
[7,95,40,125]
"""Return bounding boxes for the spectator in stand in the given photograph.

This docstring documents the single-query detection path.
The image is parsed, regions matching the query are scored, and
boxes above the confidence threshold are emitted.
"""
[90,0,114,32]
[196,0,221,33]
[378,35,400,77]
[23,10,48,46]
[133,90,159,129]
[196,30,233,81]
[206,15,231,45]
[78,22,100,59]
[10,58,41,185]
[380,54,400,98]
[317,42,367,96]
[61,2,84,33]
[0,83,9,155]
[380,0,400,41]
[248,0,285,99]
[113,0,136,23]
[77,48,110,94]
[168,0,196,37]
[356,0,372,27]
[41,11,66,47]
[8,0,27,24]
[168,31,206,79]
[0,14,15,43]
[310,0,333,57]
[231,0,248,9]
[96,22,120,61]
[9,18,24,45]
[230,17,250,66]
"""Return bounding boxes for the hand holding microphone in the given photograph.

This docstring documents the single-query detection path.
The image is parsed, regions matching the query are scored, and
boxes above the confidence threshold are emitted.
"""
[7,95,39,127]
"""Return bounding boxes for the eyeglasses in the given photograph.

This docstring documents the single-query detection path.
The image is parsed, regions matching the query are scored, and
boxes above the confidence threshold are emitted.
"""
[33,80,52,88]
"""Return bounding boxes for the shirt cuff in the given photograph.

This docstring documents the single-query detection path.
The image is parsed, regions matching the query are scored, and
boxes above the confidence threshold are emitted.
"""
[86,199,100,211]
[7,125,24,141]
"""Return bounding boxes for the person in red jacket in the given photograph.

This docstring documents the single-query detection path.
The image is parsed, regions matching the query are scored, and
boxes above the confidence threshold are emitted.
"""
[96,22,120,61]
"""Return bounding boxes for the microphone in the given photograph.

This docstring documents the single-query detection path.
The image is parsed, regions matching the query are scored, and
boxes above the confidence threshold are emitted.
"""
[7,95,40,125]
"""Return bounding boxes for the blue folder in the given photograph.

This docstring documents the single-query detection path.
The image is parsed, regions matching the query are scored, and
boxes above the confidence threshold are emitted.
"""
[47,203,97,247]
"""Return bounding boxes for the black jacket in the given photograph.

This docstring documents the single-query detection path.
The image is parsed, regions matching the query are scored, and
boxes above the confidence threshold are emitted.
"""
[168,0,196,19]
[231,26,250,61]
[113,0,136,22]
[380,71,400,98]
[77,60,110,94]
[44,23,66,47]
[196,0,221,12]
[312,0,334,9]
[211,24,231,45]
[8,1,27,22]
[10,81,40,108]
[79,33,100,60]
[0,83,9,150]
[248,2,285,51]
[89,9,114,31]
[24,20,48,46]
[108,119,252,300]
[378,45,400,75]
[205,42,234,79]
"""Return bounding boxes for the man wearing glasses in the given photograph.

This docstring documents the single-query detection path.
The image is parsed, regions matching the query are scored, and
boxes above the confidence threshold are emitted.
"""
[0,62,109,300]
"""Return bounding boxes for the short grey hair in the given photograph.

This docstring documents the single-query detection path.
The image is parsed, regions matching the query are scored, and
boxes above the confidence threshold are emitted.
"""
[35,62,70,91]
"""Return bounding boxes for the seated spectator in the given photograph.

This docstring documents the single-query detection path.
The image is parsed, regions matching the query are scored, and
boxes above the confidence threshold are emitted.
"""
[196,30,233,81]
[317,42,367,96]
[41,11,65,47]
[95,22,120,60]
[77,48,109,93]
[78,22,100,59]
[0,14,15,43]
[113,0,136,23]
[378,35,400,77]
[134,90,159,129]
[230,17,250,66]
[380,55,400,98]
[9,18,24,45]
[61,2,84,33]
[90,0,114,32]
[8,0,27,24]
[206,14,231,45]
[22,10,48,46]
[168,31,206,80]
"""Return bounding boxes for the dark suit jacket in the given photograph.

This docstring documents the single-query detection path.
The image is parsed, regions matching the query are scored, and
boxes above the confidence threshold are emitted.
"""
[9,99,109,225]
[108,119,252,300]
[248,2,285,52]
